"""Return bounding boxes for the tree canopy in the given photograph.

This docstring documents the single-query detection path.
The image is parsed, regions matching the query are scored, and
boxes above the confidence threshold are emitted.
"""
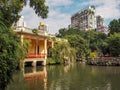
[0,0,48,89]
[56,28,109,59]
[0,19,28,89]
[109,18,120,34]
[0,0,48,27]
[107,33,120,56]
[57,26,120,57]
[47,39,76,64]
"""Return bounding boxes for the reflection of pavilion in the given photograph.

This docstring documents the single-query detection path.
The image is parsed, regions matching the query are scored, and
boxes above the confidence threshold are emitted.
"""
[23,66,47,90]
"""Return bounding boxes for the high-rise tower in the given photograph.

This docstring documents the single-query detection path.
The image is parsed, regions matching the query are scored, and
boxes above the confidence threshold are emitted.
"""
[96,15,104,28]
[71,6,96,31]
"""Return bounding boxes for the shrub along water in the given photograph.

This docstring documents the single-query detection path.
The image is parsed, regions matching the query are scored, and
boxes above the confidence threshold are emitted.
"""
[47,40,76,64]
[0,20,27,90]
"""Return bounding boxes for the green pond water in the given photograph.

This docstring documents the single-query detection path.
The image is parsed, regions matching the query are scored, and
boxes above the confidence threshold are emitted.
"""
[7,63,120,90]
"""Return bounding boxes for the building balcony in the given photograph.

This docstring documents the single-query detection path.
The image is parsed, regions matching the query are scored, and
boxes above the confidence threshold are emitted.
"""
[26,53,46,58]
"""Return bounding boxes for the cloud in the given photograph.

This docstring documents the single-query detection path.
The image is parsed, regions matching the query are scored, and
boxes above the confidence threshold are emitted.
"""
[20,4,71,34]
[46,0,73,7]
[20,0,120,34]
[20,5,41,28]
[44,10,71,34]
[96,0,120,19]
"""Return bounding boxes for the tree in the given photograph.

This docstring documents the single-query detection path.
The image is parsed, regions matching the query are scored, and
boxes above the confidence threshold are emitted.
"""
[0,0,48,27]
[107,33,120,56]
[100,40,109,55]
[56,28,67,37]
[0,20,28,89]
[109,19,120,34]
[0,0,48,89]
[57,28,86,38]
[65,34,89,59]
[83,30,107,57]
[48,40,76,64]
[57,28,108,59]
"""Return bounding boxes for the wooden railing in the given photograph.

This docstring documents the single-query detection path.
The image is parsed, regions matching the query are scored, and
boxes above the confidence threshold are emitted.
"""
[26,53,46,58]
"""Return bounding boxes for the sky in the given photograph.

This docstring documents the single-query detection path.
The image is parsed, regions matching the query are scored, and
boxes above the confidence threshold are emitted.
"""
[20,0,120,34]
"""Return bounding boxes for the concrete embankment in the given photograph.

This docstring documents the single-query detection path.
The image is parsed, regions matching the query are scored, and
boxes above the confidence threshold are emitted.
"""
[87,57,120,66]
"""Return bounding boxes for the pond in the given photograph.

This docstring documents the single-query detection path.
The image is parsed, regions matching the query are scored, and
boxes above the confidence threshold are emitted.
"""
[7,63,120,90]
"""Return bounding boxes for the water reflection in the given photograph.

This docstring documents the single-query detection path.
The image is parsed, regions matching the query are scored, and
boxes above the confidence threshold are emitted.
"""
[23,66,47,90]
[86,83,111,90]
[7,63,120,90]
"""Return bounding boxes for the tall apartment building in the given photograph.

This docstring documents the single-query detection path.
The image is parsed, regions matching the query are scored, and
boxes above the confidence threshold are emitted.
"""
[96,15,109,35]
[96,15,104,28]
[71,6,96,31]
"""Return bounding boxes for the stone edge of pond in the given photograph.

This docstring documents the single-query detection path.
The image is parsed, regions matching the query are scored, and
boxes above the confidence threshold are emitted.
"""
[86,57,120,66]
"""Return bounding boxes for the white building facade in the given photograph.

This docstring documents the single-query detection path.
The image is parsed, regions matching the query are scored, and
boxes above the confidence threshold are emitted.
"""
[71,6,96,31]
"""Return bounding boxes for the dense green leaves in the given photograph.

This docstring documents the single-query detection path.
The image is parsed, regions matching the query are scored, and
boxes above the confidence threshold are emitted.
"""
[65,35,88,58]
[57,28,108,59]
[57,26,120,58]
[48,40,76,64]
[0,0,48,89]
[0,0,48,27]
[109,18,120,34]
[107,33,120,56]
[0,20,28,89]
[56,28,86,38]
[0,0,25,27]
[29,0,48,18]
[86,30,107,52]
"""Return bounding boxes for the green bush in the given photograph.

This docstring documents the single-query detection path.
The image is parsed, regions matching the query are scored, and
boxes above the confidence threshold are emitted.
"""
[47,57,64,65]
[0,21,25,89]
